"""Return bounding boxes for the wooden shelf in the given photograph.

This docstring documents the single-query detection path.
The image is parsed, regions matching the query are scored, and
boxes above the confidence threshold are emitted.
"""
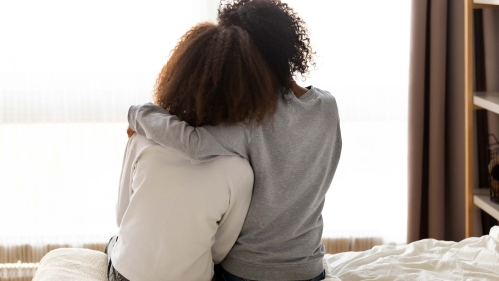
[474,92,499,114]
[474,0,499,8]
[474,192,499,221]
[474,0,499,5]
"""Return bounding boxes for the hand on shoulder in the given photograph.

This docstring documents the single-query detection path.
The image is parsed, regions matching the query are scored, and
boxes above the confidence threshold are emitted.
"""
[127,127,135,138]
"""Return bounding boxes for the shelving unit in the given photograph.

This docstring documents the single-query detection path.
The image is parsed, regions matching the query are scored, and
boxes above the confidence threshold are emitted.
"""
[465,0,499,237]
[474,92,499,113]
[474,195,499,220]
[474,0,499,5]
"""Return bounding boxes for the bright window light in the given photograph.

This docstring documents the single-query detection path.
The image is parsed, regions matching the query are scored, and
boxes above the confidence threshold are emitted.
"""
[0,0,410,245]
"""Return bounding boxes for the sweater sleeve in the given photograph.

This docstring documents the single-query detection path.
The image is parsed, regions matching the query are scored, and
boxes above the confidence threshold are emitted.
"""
[128,103,249,161]
[212,164,254,264]
[115,136,136,227]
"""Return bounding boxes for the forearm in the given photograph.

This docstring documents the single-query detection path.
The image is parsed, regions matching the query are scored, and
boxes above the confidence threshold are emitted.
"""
[128,103,246,161]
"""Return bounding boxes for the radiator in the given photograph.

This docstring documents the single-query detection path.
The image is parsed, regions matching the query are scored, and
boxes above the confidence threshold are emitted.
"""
[0,243,107,264]
[0,262,38,281]
[321,236,384,254]
[0,238,383,280]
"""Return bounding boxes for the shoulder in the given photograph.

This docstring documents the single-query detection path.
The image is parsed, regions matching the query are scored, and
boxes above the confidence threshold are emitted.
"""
[128,134,162,156]
[310,86,340,118]
[312,87,337,104]
[215,155,252,176]
[130,133,158,148]
[127,134,174,167]
[213,156,254,188]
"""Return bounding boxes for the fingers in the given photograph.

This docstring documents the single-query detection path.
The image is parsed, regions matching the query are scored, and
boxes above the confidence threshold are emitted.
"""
[127,127,135,138]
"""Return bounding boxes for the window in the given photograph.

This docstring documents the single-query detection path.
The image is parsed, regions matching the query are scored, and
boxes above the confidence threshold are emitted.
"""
[285,0,411,244]
[0,0,410,247]
[0,0,219,243]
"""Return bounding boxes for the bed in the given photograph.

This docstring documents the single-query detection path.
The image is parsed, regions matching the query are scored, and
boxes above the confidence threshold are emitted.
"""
[33,226,499,281]
[324,226,499,280]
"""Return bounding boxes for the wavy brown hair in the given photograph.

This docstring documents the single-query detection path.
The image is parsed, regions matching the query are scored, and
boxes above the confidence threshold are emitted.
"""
[154,22,279,126]
[218,0,315,90]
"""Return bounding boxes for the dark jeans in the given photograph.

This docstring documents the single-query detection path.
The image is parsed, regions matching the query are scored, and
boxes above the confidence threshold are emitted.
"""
[214,264,326,281]
[105,236,130,281]
[105,236,325,281]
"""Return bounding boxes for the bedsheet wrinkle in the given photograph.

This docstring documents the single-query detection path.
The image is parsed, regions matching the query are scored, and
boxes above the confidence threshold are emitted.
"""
[322,226,499,281]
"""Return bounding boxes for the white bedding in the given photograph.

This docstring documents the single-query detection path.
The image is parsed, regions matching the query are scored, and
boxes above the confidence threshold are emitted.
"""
[33,248,108,281]
[323,226,499,281]
[34,227,499,281]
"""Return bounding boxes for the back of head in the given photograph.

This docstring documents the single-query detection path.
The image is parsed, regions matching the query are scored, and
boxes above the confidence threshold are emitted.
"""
[154,22,279,126]
[218,0,314,91]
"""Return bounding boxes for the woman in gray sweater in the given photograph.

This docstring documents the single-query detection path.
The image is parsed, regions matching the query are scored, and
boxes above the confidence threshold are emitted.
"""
[128,1,342,280]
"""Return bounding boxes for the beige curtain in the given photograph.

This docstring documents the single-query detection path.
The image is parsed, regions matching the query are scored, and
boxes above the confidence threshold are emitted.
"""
[408,0,468,242]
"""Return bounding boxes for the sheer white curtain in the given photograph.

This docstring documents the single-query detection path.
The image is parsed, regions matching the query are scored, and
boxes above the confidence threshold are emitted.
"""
[285,0,411,245]
[1,0,410,248]
[0,0,219,244]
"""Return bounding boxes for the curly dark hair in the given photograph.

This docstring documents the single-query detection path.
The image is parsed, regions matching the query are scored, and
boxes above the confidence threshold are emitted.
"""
[154,22,279,126]
[218,0,315,90]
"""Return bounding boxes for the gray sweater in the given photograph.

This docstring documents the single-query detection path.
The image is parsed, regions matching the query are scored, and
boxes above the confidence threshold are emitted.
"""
[128,86,342,281]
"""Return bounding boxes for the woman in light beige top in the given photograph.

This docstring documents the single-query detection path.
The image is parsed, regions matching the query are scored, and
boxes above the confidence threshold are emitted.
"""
[106,21,280,281]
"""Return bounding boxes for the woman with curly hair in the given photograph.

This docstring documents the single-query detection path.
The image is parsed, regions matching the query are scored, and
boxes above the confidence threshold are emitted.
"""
[106,22,279,281]
[127,1,341,280]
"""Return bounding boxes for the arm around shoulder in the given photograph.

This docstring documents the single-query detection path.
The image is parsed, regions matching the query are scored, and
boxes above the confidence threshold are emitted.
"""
[128,103,236,161]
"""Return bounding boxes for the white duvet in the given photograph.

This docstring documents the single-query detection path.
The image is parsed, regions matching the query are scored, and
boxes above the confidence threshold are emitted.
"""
[323,226,499,281]
[34,227,499,281]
